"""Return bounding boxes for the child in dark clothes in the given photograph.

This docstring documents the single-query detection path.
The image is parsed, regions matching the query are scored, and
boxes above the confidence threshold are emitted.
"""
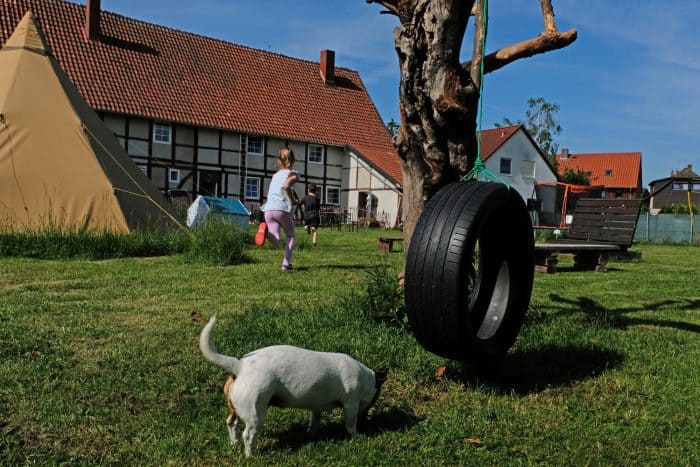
[300,183,321,247]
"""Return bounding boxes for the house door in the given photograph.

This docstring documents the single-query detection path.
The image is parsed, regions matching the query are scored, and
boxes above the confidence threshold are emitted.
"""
[198,170,220,197]
[358,192,368,218]
[358,191,378,219]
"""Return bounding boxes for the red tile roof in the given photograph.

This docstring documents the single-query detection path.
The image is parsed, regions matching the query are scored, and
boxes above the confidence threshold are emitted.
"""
[479,125,521,160]
[556,152,642,189]
[0,0,402,184]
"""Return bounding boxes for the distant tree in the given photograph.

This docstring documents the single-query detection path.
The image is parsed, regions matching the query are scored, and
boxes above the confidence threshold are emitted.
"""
[497,97,562,165]
[386,119,400,136]
[366,0,576,250]
[560,168,590,186]
[641,188,651,212]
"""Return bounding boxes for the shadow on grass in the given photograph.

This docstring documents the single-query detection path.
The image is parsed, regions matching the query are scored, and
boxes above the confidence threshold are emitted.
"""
[270,407,419,451]
[448,344,625,396]
[548,294,700,333]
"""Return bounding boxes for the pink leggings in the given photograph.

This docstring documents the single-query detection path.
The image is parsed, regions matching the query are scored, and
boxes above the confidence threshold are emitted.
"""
[264,210,295,267]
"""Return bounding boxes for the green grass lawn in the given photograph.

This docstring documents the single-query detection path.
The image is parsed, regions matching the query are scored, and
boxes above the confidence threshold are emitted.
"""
[1,229,698,465]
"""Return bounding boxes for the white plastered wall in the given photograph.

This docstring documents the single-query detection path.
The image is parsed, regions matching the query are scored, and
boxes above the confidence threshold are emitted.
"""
[344,149,402,228]
[483,129,558,203]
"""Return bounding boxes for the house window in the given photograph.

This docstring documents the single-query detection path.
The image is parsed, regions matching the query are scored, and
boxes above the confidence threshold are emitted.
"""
[308,144,324,164]
[605,169,613,176]
[499,157,512,175]
[672,183,688,190]
[326,186,340,205]
[153,122,171,144]
[521,160,535,178]
[245,177,260,200]
[136,163,148,175]
[247,135,263,155]
[168,169,180,184]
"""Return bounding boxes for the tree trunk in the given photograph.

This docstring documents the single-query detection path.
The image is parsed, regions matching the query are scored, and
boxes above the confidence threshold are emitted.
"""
[392,0,479,251]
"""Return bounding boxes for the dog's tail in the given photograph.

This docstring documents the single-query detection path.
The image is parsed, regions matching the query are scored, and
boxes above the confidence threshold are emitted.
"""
[199,315,241,375]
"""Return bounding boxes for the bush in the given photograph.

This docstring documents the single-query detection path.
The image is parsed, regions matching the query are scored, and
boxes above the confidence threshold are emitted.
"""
[535,229,553,242]
[659,203,698,214]
[184,221,252,266]
[351,262,406,327]
[560,168,591,186]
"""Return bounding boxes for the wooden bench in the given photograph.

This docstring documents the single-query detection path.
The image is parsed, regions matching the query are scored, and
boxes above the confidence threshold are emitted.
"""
[534,198,643,273]
[378,236,403,253]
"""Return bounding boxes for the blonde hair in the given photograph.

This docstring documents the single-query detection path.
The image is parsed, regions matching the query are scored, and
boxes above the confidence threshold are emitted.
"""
[278,148,295,169]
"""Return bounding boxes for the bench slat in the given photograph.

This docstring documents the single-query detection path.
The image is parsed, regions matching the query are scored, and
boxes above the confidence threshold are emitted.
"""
[573,213,640,223]
[575,199,642,208]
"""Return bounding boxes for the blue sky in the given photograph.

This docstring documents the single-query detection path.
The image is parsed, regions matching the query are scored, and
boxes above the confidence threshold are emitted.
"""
[81,1,700,186]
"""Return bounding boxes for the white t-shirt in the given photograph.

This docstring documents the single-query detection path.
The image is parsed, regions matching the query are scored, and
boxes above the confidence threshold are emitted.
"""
[263,169,296,213]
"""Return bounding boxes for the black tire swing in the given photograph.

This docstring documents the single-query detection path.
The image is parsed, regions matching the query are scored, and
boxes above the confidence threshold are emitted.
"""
[403,0,534,363]
[404,181,534,363]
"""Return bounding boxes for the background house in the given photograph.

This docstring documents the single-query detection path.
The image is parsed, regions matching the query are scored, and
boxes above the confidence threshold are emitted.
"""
[648,164,700,213]
[0,0,403,227]
[556,150,643,199]
[480,125,559,203]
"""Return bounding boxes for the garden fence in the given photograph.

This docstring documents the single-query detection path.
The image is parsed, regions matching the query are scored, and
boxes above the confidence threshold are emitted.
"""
[634,213,698,244]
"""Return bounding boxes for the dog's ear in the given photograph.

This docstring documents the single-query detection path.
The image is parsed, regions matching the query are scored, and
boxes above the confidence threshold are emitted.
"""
[374,369,388,387]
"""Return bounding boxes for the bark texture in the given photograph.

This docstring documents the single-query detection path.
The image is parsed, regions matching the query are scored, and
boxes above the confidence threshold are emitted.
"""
[367,0,577,253]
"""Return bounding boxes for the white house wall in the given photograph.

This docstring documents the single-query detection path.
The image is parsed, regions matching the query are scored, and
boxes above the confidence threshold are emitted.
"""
[484,130,557,203]
[345,151,402,227]
[325,146,346,209]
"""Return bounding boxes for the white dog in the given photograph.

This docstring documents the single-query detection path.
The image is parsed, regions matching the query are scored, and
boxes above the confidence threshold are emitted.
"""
[199,315,386,457]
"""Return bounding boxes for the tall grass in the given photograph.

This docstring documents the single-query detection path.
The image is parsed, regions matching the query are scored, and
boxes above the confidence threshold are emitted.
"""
[184,221,252,265]
[0,221,251,265]
[352,261,406,327]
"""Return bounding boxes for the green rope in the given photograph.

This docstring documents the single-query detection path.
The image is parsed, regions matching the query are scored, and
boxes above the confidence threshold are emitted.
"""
[461,0,506,185]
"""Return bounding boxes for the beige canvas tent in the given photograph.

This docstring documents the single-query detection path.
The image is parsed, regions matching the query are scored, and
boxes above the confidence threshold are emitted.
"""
[0,12,177,233]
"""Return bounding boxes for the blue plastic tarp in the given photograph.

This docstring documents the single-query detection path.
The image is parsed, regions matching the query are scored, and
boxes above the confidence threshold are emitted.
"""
[186,195,250,231]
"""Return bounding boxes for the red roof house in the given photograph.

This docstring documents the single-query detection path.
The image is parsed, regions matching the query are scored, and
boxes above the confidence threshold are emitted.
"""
[556,150,643,199]
[0,0,402,224]
[475,125,559,203]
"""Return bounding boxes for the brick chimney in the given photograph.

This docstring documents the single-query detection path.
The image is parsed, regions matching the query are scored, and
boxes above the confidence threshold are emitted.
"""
[320,50,335,85]
[85,0,101,40]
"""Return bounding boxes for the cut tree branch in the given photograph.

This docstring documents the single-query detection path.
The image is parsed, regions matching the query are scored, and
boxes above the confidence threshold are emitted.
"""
[541,0,558,33]
[470,0,486,88]
[481,29,577,75]
[463,0,577,76]
[365,0,399,17]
